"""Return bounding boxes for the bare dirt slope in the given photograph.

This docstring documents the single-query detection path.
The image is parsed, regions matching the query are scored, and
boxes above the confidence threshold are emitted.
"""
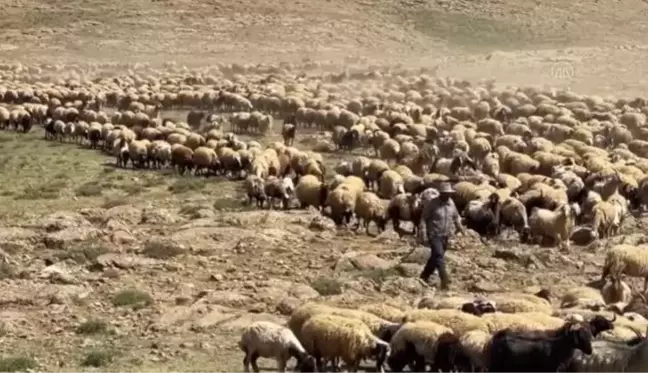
[0,0,647,371]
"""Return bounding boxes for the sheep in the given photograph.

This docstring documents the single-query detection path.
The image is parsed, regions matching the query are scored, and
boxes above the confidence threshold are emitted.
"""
[601,275,632,306]
[325,176,366,226]
[561,287,607,310]
[487,321,593,372]
[238,321,316,372]
[287,302,393,340]
[244,175,267,208]
[482,313,550,333]
[500,197,530,238]
[128,139,150,168]
[300,314,391,372]
[295,175,328,210]
[115,140,130,168]
[459,329,492,371]
[417,295,473,311]
[528,203,579,252]
[377,170,405,199]
[564,326,648,372]
[354,191,389,235]
[463,192,502,239]
[358,304,407,323]
[170,144,194,175]
[486,294,554,314]
[282,122,296,146]
[192,146,218,176]
[602,244,648,292]
[387,193,422,236]
[460,299,497,316]
[588,200,620,239]
[403,309,491,336]
[149,140,172,169]
[387,321,472,372]
[264,176,295,210]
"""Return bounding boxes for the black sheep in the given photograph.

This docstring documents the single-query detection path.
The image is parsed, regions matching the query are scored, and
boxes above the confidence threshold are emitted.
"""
[463,192,502,238]
[488,322,593,372]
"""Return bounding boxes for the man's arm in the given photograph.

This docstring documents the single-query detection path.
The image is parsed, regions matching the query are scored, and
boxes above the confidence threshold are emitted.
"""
[418,200,432,242]
[452,204,464,234]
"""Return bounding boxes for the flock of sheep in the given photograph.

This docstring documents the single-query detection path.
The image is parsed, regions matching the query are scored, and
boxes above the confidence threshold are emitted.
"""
[238,289,648,372]
[2,61,648,371]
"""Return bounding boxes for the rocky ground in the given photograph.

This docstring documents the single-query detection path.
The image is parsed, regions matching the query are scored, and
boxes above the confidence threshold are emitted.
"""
[1,0,648,371]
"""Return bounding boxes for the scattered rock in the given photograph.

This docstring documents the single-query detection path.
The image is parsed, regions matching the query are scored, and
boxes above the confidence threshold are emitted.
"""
[395,263,421,277]
[0,227,39,243]
[400,245,430,264]
[142,237,188,259]
[38,212,92,232]
[335,252,391,271]
[141,208,182,225]
[469,280,504,293]
[308,216,336,232]
[571,227,595,246]
[380,277,426,296]
[111,230,136,245]
[207,291,253,308]
[94,253,155,270]
[103,205,142,226]
[493,248,544,269]
[276,297,301,315]
[43,227,101,250]
[40,264,77,284]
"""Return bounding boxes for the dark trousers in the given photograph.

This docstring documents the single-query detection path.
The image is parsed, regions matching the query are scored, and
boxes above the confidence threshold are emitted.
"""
[420,235,450,288]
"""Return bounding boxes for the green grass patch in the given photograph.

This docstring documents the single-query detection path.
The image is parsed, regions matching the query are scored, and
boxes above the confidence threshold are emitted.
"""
[76,319,109,335]
[81,348,116,367]
[112,289,154,309]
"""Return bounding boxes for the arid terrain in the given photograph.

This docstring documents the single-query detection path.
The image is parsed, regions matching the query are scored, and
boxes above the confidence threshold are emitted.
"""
[0,0,647,371]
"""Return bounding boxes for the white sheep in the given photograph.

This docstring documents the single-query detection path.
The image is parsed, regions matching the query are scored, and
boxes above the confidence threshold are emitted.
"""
[264,176,295,210]
[238,321,315,372]
[354,191,389,235]
[602,244,648,292]
[528,203,579,252]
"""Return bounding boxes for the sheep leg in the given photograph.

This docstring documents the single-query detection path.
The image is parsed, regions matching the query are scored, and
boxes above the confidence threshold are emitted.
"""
[413,356,426,372]
[243,353,251,373]
[313,355,324,372]
[276,357,287,372]
[249,352,260,373]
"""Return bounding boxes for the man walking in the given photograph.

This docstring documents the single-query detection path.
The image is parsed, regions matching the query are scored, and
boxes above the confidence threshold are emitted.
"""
[418,182,464,290]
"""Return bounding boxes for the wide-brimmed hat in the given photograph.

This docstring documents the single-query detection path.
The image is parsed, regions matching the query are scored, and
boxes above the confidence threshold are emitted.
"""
[438,182,455,193]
